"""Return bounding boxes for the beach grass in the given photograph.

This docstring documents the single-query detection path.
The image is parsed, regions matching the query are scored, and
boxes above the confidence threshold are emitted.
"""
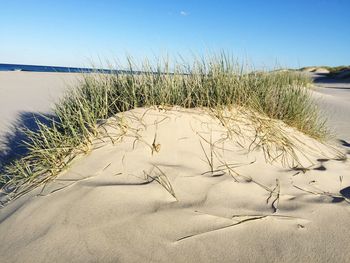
[0,53,327,203]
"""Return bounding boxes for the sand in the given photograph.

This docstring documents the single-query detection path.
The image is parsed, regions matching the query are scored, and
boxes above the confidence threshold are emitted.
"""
[301,67,330,74]
[0,72,350,263]
[312,73,350,142]
[0,71,81,137]
[0,72,81,166]
[314,68,330,74]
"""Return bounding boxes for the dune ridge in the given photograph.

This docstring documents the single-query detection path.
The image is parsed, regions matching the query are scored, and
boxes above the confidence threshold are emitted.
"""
[1,107,349,262]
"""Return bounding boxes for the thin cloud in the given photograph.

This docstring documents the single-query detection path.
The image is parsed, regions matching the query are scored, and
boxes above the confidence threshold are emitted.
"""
[180,11,189,16]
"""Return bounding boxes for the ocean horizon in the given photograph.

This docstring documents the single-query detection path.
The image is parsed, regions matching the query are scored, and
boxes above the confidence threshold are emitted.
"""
[0,63,118,73]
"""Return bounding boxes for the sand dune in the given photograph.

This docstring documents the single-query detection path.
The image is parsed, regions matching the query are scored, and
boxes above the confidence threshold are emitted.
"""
[313,68,330,74]
[1,73,350,263]
[301,67,329,74]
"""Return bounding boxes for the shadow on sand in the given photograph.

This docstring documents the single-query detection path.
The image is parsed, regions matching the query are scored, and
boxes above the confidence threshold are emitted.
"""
[340,186,350,199]
[339,139,350,148]
[0,111,57,173]
[312,73,350,85]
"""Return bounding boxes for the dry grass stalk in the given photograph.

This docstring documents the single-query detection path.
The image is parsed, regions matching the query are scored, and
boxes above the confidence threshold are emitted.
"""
[144,165,177,200]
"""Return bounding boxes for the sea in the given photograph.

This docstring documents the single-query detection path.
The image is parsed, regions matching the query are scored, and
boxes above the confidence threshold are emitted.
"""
[0,63,117,73]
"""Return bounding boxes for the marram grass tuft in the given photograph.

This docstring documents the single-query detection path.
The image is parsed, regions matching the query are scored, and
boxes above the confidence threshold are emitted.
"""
[0,54,327,204]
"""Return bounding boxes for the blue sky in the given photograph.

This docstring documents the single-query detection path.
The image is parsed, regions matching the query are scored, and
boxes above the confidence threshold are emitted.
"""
[1,0,349,68]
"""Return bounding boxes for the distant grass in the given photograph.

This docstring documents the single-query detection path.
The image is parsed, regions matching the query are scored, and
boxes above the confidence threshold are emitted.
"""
[301,65,350,77]
[0,53,326,204]
[327,66,350,79]
[323,66,350,75]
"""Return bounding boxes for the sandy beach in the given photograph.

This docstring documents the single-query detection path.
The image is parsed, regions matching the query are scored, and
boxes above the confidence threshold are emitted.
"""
[0,72,81,167]
[0,72,350,263]
[312,73,350,142]
[0,72,80,137]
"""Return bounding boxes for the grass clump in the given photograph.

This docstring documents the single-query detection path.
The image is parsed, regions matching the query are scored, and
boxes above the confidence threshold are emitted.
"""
[0,53,326,204]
